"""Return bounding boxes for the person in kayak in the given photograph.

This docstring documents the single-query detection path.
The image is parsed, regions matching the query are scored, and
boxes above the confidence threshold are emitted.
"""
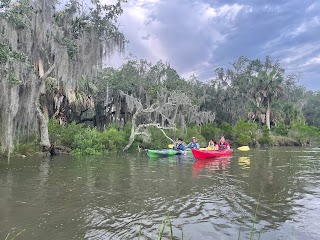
[217,136,230,150]
[174,138,186,151]
[187,137,200,149]
[207,139,218,150]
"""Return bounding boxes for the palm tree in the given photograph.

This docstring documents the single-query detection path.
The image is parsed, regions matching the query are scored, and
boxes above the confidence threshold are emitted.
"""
[251,57,285,129]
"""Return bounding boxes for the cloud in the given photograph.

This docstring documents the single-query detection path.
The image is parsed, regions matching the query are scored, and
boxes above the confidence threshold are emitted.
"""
[110,0,320,90]
[302,56,320,66]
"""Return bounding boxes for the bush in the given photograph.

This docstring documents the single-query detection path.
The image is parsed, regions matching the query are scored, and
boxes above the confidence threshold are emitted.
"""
[272,122,289,136]
[14,142,41,156]
[200,124,222,142]
[233,120,257,146]
[72,128,104,155]
[48,119,129,154]
[235,133,251,146]
[288,123,320,145]
[219,122,233,139]
[258,127,273,145]
[100,127,127,152]
[184,125,206,147]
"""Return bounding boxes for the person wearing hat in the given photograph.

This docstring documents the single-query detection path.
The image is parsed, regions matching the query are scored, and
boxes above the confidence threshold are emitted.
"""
[187,137,200,149]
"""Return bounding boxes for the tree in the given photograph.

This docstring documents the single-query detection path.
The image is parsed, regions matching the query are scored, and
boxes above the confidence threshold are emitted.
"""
[0,0,126,154]
[302,91,320,127]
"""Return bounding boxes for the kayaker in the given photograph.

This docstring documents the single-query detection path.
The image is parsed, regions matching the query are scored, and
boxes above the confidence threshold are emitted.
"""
[217,136,230,150]
[207,139,218,150]
[187,137,200,149]
[174,138,186,151]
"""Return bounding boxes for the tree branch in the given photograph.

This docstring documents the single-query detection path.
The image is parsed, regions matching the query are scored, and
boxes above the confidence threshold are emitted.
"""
[40,64,55,81]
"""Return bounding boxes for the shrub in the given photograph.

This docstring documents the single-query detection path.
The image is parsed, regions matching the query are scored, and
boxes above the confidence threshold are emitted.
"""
[272,122,289,136]
[72,128,104,155]
[219,122,233,139]
[233,120,257,146]
[235,133,251,146]
[288,123,320,145]
[258,127,273,145]
[200,124,222,142]
[48,119,129,154]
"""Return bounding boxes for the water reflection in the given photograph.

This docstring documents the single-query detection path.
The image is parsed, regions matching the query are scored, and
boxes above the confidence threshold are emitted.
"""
[192,156,231,178]
[238,156,251,169]
[1,148,320,239]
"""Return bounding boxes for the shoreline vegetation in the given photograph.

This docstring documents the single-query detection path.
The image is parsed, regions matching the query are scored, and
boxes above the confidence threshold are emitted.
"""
[3,119,319,158]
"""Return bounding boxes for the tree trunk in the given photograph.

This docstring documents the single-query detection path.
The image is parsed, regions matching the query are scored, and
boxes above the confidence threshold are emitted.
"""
[36,103,50,148]
[37,60,54,148]
[266,101,271,130]
[123,111,138,151]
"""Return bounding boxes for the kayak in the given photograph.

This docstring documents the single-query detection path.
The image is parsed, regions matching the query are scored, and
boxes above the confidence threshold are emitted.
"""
[145,149,184,158]
[191,148,233,159]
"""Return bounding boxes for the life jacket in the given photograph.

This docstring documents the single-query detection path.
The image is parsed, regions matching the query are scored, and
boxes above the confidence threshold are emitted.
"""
[218,142,227,150]
[174,143,184,150]
[189,142,198,149]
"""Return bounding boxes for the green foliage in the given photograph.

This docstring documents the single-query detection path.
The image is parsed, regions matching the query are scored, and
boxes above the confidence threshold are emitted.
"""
[14,142,41,156]
[60,37,79,60]
[288,123,320,145]
[258,127,273,145]
[48,119,128,154]
[140,126,171,150]
[0,0,34,29]
[272,122,289,136]
[219,122,233,139]
[100,127,127,152]
[184,125,206,147]
[199,125,212,141]
[235,133,251,146]
[200,124,223,142]
[72,128,105,155]
[303,91,320,127]
[270,135,299,146]
[233,120,257,146]
[0,43,29,64]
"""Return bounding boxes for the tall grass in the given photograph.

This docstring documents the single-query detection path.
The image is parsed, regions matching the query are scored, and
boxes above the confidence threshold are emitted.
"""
[138,214,180,240]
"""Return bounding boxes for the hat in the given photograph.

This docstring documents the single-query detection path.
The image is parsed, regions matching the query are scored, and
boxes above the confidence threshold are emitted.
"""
[192,137,196,139]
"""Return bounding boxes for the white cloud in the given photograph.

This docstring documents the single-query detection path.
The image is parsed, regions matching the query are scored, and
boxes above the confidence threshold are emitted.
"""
[302,56,320,66]
[306,2,320,12]
[197,2,251,22]
[280,44,320,64]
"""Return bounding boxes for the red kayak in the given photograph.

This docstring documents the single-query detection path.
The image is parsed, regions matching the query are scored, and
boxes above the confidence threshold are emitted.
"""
[191,148,233,159]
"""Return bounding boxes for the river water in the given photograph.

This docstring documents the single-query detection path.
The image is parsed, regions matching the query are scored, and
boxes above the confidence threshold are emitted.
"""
[0,147,320,240]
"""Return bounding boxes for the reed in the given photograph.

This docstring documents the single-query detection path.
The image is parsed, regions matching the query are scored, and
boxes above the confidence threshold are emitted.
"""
[4,229,25,240]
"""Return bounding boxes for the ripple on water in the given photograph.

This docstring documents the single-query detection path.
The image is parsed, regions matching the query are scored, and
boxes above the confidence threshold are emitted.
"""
[1,149,320,239]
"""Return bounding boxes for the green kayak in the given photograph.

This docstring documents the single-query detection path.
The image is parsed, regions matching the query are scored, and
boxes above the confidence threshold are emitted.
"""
[145,149,183,158]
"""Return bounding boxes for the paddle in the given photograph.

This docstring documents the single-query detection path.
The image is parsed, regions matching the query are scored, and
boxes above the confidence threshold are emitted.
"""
[168,144,174,149]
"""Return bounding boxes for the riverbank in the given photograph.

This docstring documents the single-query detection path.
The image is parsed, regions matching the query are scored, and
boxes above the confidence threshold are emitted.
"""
[1,119,319,157]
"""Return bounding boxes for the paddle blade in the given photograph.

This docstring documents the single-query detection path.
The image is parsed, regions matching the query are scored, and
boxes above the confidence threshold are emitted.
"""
[168,144,174,149]
[237,146,250,151]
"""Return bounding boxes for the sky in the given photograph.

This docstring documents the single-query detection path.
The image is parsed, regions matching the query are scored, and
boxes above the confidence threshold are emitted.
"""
[104,0,320,90]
